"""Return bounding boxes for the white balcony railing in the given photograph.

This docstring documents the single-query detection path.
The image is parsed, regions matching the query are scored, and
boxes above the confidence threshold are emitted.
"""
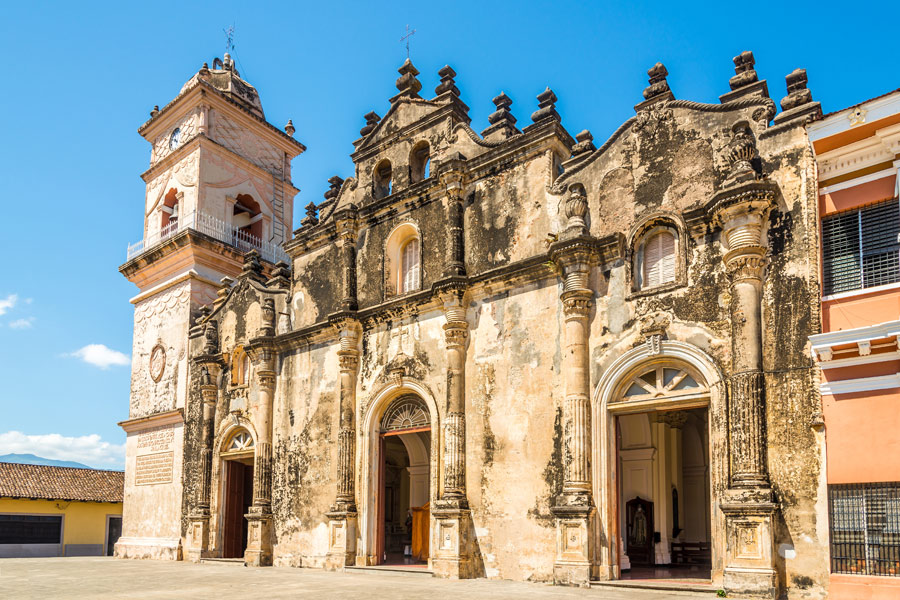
[126,210,289,264]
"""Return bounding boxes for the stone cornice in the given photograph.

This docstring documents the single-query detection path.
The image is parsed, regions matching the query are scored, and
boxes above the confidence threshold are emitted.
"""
[118,408,184,433]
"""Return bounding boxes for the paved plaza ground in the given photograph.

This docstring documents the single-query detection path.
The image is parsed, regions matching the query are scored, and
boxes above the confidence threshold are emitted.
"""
[0,557,716,599]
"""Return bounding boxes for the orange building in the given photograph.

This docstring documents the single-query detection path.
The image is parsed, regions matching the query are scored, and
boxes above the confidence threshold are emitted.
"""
[808,88,900,599]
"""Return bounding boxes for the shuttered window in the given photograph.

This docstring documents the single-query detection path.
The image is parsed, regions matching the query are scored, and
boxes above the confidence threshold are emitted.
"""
[642,231,676,289]
[401,238,420,294]
[0,515,62,544]
[823,198,900,295]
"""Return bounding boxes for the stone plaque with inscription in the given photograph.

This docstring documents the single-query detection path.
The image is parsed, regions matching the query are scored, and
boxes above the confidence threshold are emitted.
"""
[135,425,176,485]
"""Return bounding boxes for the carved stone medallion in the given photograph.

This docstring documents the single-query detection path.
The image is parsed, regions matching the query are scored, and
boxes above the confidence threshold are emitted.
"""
[149,344,166,382]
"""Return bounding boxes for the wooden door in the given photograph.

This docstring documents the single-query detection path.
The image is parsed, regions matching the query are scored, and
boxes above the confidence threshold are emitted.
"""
[375,435,385,564]
[411,502,429,562]
[223,461,245,558]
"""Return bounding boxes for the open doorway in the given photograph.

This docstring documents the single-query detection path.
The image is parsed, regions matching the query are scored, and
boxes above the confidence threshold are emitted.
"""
[617,406,711,581]
[377,395,431,567]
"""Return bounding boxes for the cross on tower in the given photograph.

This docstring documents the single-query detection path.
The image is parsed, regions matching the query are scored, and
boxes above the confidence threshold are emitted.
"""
[223,24,235,55]
[400,24,416,59]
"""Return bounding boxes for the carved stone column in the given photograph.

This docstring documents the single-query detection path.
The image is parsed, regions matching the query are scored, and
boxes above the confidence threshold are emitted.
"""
[186,326,221,563]
[335,207,359,312]
[548,185,598,587]
[711,135,779,596]
[439,155,467,279]
[325,317,361,570]
[431,284,474,579]
[245,328,277,566]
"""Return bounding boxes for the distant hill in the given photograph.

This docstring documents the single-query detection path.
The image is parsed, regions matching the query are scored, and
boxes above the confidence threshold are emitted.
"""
[0,453,92,469]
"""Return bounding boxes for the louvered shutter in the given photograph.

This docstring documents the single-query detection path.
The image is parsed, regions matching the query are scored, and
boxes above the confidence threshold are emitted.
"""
[659,231,676,284]
[402,238,420,293]
[643,234,662,287]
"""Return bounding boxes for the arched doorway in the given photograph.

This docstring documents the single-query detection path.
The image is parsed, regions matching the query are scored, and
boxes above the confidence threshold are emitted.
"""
[377,395,431,566]
[220,429,254,559]
[593,341,725,585]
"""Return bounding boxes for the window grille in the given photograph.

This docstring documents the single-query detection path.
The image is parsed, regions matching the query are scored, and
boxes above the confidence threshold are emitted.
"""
[828,482,900,576]
[823,199,900,295]
[0,514,62,544]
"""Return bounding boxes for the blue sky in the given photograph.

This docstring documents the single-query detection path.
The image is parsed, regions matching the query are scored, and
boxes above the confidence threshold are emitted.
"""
[0,1,895,468]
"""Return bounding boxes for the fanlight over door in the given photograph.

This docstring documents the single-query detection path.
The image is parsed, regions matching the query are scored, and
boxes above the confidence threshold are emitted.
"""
[616,365,708,407]
[381,395,430,433]
[224,430,254,452]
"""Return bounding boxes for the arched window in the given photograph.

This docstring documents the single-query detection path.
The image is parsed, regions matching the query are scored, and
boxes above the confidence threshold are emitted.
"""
[384,223,421,298]
[231,346,250,386]
[641,230,676,289]
[410,142,430,183]
[401,237,420,294]
[374,160,393,199]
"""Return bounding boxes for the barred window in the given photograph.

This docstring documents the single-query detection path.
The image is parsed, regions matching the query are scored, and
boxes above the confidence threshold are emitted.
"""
[822,199,900,295]
[829,482,900,576]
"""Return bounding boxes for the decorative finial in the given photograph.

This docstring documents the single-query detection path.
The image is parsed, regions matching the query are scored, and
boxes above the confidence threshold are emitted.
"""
[150,105,160,118]
[301,202,319,227]
[393,59,422,102]
[572,130,596,156]
[530,87,560,124]
[199,62,210,76]
[359,111,381,137]
[773,68,822,125]
[260,298,276,337]
[325,175,344,200]
[781,68,813,111]
[285,119,295,136]
[564,183,588,234]
[725,121,760,183]
[482,91,519,139]
[240,250,264,281]
[642,62,671,101]
[729,51,758,90]
[435,65,460,97]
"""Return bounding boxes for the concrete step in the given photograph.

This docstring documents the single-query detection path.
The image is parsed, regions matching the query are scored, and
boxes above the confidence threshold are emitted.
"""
[200,558,245,565]
[344,565,433,577]
[591,579,719,595]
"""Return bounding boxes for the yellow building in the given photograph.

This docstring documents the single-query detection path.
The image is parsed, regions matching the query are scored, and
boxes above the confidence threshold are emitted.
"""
[0,462,124,557]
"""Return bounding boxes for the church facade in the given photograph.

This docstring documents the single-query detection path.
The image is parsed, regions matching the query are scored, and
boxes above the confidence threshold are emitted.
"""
[116,52,830,598]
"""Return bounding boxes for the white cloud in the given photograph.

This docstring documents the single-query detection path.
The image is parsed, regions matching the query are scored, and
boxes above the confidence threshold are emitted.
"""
[9,317,34,329]
[0,431,125,469]
[68,344,131,369]
[0,294,17,316]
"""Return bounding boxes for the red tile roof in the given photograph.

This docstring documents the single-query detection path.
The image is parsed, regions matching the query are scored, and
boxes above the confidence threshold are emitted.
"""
[0,462,124,503]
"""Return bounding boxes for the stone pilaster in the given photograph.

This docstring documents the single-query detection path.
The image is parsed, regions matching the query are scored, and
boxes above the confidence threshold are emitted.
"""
[549,198,598,586]
[711,169,779,596]
[431,284,474,579]
[244,343,276,567]
[186,354,221,563]
[326,316,361,570]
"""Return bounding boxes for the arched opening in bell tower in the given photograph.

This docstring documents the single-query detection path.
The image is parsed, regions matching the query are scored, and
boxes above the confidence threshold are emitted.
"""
[161,188,181,233]
[232,194,262,242]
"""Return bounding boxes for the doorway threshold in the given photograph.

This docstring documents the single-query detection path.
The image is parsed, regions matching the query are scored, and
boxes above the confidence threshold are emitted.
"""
[591,578,717,595]
[344,564,433,577]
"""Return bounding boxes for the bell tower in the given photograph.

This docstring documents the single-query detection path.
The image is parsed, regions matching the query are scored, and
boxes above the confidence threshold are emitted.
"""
[115,55,305,560]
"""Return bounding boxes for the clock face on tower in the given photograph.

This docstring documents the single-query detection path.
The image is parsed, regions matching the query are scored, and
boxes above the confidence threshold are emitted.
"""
[169,128,181,150]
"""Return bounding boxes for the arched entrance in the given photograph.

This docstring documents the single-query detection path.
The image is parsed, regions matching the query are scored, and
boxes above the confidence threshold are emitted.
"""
[377,395,431,566]
[593,341,725,585]
[219,429,255,559]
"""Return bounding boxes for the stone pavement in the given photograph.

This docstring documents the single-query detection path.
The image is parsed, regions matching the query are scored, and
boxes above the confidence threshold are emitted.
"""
[0,557,715,599]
